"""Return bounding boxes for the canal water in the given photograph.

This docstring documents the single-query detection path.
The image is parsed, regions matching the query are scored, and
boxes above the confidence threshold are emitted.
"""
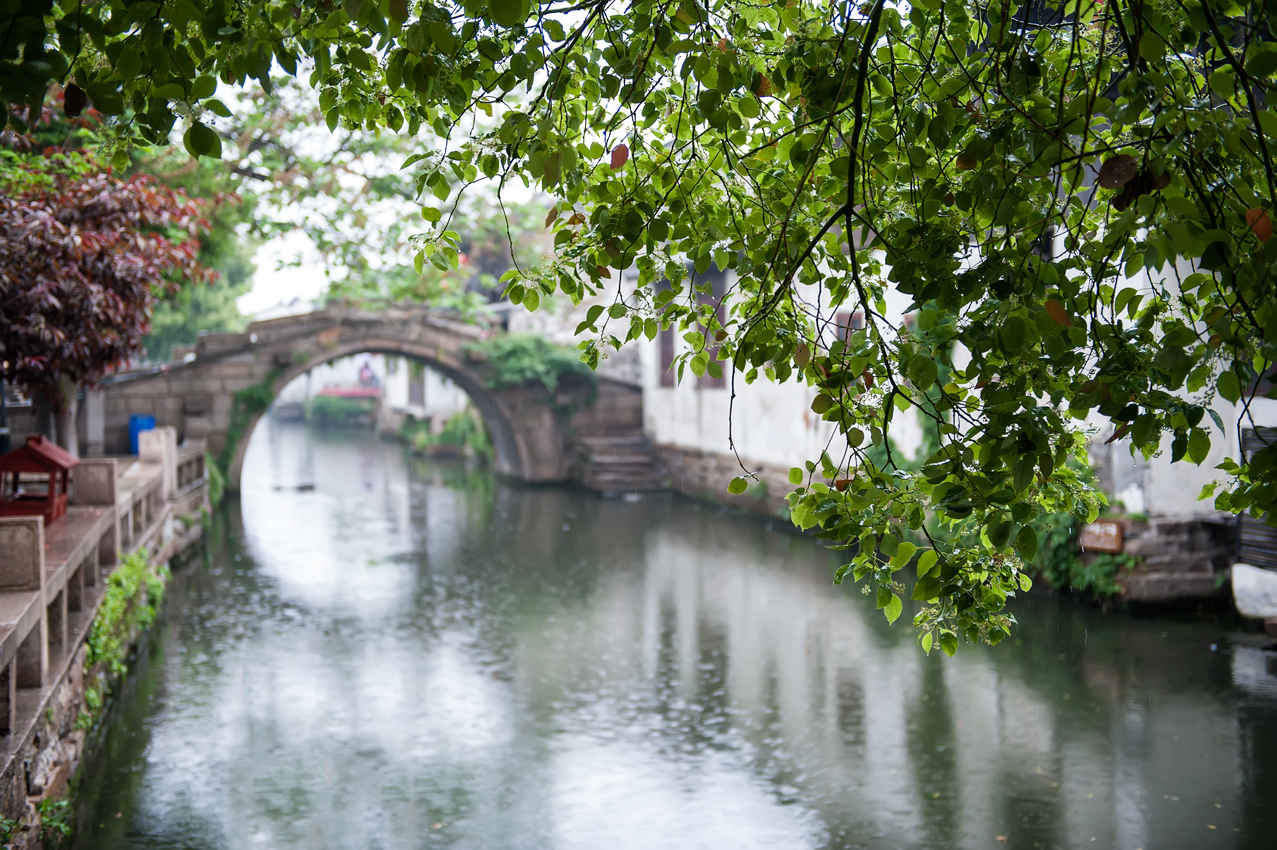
[72,420,1277,849]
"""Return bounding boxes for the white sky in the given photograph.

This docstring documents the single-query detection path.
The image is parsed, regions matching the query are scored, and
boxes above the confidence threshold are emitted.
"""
[238,231,330,317]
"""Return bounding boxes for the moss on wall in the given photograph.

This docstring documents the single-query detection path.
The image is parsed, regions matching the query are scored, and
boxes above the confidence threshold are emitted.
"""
[215,368,280,481]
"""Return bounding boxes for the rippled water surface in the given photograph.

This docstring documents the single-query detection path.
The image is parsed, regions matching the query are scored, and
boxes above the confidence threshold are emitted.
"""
[73,420,1277,849]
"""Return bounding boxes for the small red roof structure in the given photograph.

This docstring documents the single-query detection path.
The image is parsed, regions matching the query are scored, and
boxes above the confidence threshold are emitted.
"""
[0,434,80,525]
[317,386,381,398]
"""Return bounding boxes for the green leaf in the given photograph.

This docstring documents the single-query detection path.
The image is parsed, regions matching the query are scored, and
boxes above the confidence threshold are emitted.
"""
[728,476,748,495]
[488,0,526,28]
[522,288,540,311]
[939,632,958,656]
[907,354,938,390]
[921,632,933,654]
[1018,573,1032,592]
[1013,455,1035,492]
[811,394,833,414]
[1218,370,1241,403]
[1245,45,1277,79]
[1138,31,1165,62]
[927,115,950,150]
[1208,407,1227,436]
[1210,68,1236,98]
[789,467,804,486]
[191,75,217,99]
[690,351,708,377]
[183,122,222,159]
[429,21,456,53]
[916,549,939,577]
[203,99,233,117]
[912,576,943,601]
[891,541,918,569]
[884,594,903,624]
[988,515,1013,548]
[1014,525,1039,562]
[82,84,124,115]
[1000,315,1027,353]
[1187,428,1210,465]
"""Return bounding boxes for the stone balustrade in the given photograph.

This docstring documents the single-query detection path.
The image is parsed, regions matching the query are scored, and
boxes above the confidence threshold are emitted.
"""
[0,433,208,820]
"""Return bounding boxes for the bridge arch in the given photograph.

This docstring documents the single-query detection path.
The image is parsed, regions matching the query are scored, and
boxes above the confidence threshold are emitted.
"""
[100,308,642,495]
[226,337,525,492]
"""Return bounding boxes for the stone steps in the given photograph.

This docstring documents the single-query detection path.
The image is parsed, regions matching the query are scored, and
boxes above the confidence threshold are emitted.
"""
[576,436,666,494]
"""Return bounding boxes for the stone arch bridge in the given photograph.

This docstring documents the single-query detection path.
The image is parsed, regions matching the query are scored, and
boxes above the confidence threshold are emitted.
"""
[99,307,648,493]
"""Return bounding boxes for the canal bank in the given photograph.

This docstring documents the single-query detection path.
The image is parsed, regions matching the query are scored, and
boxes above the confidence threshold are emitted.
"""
[65,419,1277,850]
[0,429,208,846]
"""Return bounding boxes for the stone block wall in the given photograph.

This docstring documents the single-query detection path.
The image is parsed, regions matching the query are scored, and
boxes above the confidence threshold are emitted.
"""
[657,444,793,517]
[568,379,644,438]
[1116,515,1236,602]
[1,407,37,447]
[101,355,276,456]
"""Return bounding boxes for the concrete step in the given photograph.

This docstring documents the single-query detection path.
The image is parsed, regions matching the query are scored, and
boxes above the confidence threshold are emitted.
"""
[578,442,655,458]
[584,473,666,492]
[578,435,649,446]
[588,454,658,466]
[586,470,665,483]
[577,435,665,492]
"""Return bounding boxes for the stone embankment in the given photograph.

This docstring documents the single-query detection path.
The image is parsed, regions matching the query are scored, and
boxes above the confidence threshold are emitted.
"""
[1116,515,1237,602]
[648,444,1255,609]
[0,427,207,846]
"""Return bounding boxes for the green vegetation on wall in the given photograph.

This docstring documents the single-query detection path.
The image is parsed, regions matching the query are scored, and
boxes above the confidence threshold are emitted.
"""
[1031,512,1140,599]
[86,551,169,678]
[216,369,280,479]
[464,335,594,393]
[400,410,492,461]
[306,395,376,426]
[206,453,225,509]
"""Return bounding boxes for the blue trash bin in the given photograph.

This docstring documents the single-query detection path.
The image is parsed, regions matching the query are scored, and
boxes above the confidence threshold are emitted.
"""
[129,414,156,455]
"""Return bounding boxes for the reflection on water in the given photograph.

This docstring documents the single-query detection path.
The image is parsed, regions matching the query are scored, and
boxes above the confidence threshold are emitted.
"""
[73,419,1277,849]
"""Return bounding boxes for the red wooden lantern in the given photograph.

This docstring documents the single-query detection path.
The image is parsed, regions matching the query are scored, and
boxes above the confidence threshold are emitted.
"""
[0,434,79,525]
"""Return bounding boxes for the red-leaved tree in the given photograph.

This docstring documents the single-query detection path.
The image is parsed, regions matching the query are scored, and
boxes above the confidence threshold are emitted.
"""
[0,156,214,445]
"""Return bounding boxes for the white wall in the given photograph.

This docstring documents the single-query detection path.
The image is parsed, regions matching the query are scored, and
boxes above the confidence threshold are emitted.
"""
[422,369,469,424]
[635,271,925,471]
[1079,250,1277,517]
[1093,397,1277,518]
[383,361,469,429]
